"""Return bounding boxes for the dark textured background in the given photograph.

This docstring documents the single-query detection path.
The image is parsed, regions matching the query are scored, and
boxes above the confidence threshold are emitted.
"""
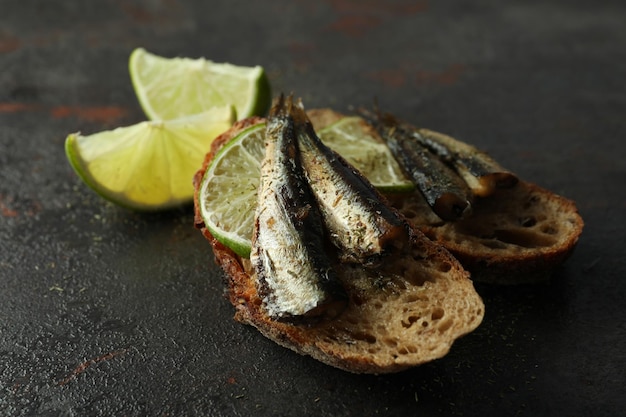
[1,1,624,416]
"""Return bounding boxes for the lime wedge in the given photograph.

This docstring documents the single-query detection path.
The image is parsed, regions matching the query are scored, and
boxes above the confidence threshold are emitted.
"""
[129,48,271,121]
[198,122,266,257]
[66,106,235,211]
[198,115,413,258]
[318,116,413,192]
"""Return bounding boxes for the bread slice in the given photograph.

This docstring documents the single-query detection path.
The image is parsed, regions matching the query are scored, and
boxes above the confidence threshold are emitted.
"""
[389,181,584,284]
[308,109,584,284]
[193,117,484,374]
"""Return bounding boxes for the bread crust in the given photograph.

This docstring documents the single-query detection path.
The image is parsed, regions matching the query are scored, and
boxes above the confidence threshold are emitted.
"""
[388,165,584,284]
[193,115,484,374]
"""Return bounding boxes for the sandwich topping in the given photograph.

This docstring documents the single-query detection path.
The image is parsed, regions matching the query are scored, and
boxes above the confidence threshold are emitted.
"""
[251,96,412,319]
[360,110,473,221]
[250,95,344,319]
[293,102,410,265]
[415,129,518,197]
[360,109,518,218]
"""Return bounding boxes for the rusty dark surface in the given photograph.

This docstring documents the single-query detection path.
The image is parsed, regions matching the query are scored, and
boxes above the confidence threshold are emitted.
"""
[1,1,625,416]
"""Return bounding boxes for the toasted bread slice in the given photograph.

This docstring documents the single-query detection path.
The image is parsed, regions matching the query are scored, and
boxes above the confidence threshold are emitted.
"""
[308,109,584,284]
[193,117,484,374]
[389,181,584,284]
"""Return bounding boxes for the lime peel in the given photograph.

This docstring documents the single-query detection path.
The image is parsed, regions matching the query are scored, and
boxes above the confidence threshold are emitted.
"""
[129,47,271,121]
[66,107,235,211]
[199,123,266,257]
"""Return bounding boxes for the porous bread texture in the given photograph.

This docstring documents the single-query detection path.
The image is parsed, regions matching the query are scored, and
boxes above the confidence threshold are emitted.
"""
[392,181,584,284]
[193,116,484,374]
[196,219,484,374]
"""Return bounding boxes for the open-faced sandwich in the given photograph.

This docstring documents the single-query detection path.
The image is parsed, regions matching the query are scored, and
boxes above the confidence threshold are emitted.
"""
[193,95,582,373]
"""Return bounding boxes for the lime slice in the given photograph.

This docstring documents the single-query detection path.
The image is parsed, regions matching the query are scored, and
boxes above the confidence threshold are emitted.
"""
[198,115,413,258]
[318,116,413,192]
[66,106,235,211]
[198,122,266,257]
[129,47,271,121]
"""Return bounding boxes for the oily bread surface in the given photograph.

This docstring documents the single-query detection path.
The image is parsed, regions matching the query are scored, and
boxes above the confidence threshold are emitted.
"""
[193,116,484,374]
[393,181,584,283]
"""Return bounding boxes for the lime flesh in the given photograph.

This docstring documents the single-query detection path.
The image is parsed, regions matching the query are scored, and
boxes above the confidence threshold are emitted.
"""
[66,107,235,211]
[129,48,271,121]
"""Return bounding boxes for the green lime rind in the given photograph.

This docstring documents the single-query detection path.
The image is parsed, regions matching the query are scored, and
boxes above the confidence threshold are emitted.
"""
[198,123,266,258]
[65,132,180,211]
[129,47,272,121]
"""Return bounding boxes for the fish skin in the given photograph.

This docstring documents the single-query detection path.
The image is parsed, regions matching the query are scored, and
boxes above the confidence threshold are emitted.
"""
[416,129,518,197]
[251,95,343,319]
[360,110,473,221]
[292,101,411,265]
